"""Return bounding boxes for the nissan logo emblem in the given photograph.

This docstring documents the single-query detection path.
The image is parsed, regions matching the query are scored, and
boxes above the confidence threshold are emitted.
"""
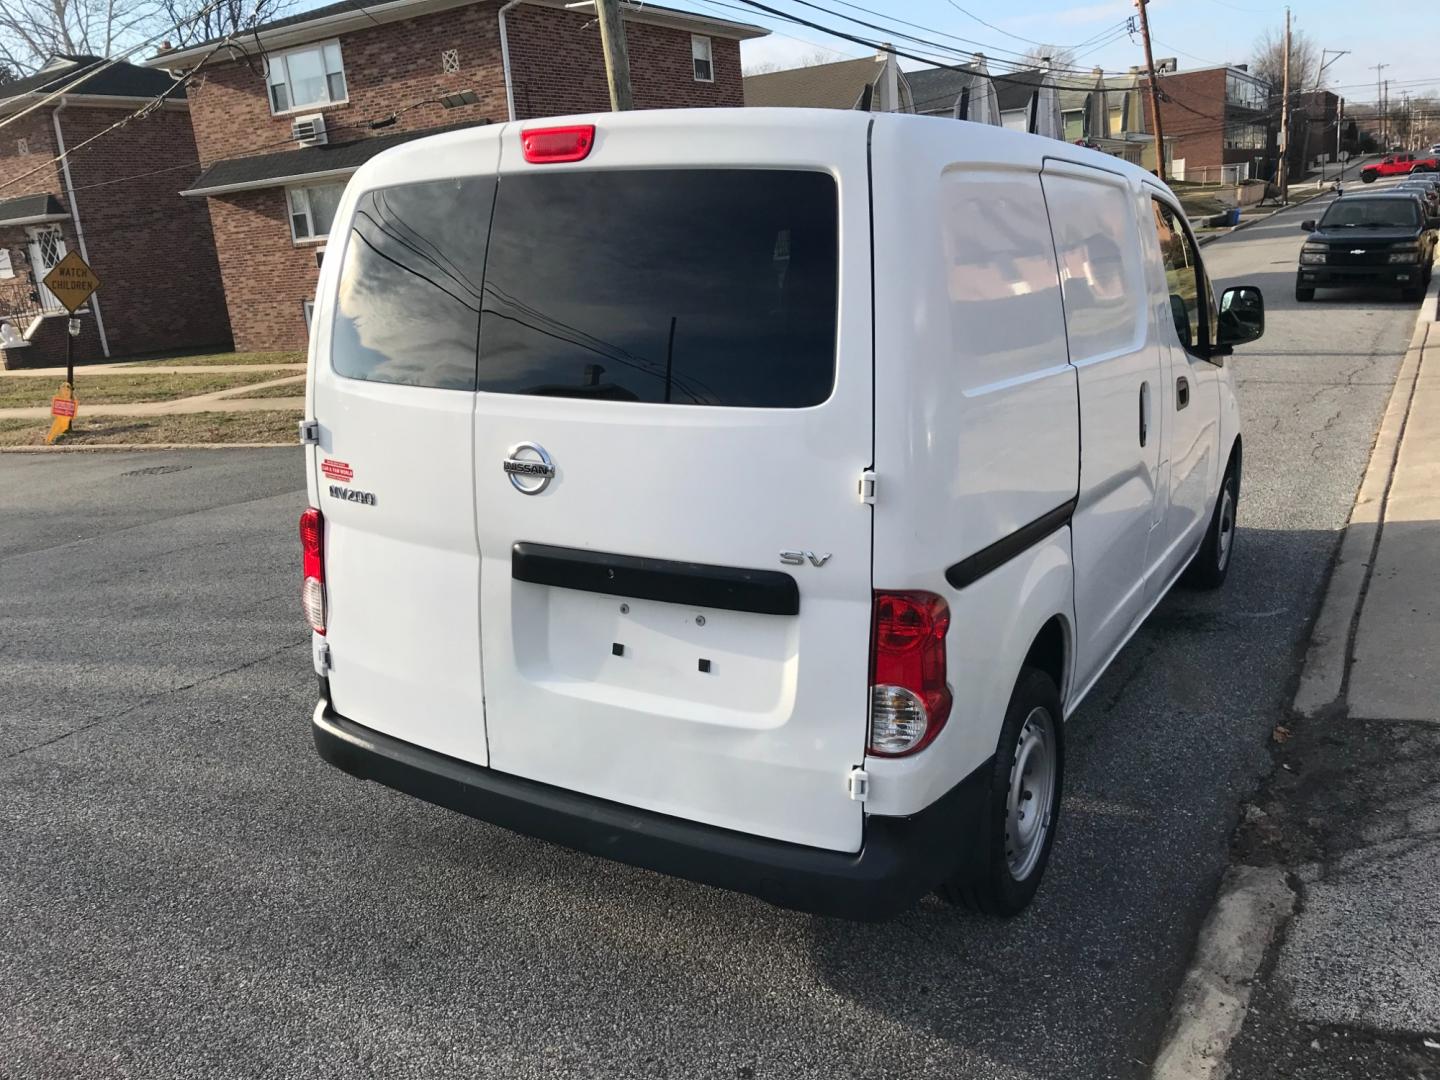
[503,442,555,494]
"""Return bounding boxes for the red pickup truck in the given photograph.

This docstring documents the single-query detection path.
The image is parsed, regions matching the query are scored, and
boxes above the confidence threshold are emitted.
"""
[1361,153,1440,182]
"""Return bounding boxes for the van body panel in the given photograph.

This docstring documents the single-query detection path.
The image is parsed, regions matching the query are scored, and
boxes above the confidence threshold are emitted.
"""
[305,129,504,765]
[466,111,875,853]
[862,530,1075,817]
[1040,162,1164,694]
[866,124,1079,810]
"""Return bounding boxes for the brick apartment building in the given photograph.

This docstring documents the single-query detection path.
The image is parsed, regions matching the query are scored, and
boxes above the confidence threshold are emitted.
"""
[149,0,765,352]
[0,55,230,368]
[1142,63,1277,183]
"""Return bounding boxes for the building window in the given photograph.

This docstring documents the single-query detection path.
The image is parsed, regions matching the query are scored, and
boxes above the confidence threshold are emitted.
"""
[1223,121,1266,150]
[15,138,27,155]
[441,48,460,74]
[691,35,713,82]
[288,182,347,242]
[267,40,347,114]
[303,299,315,332]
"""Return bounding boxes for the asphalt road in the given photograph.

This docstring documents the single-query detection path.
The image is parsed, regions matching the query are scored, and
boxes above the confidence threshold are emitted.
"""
[0,193,1422,1080]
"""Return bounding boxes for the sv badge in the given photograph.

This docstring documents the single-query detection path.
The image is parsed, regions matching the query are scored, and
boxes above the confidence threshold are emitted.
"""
[780,550,833,567]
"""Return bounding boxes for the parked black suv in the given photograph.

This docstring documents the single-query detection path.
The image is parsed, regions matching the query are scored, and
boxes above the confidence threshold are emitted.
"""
[1296,192,1438,301]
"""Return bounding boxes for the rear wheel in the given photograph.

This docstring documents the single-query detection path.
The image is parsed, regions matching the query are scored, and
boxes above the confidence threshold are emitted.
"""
[1184,462,1238,589]
[938,667,1063,917]
[1361,171,1378,183]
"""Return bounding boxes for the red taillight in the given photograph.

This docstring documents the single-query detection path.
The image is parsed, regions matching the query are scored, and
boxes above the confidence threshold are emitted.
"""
[521,124,595,163]
[869,591,951,756]
[300,507,326,634]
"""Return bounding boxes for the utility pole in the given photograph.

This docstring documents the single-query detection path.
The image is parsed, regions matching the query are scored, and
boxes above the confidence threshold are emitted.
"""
[1370,63,1387,149]
[594,0,633,111]
[1135,0,1166,180]
[1277,7,1291,202]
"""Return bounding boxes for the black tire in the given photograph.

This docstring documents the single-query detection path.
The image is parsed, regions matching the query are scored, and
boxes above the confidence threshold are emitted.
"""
[1295,284,1315,301]
[1183,461,1238,589]
[937,667,1063,917]
[1361,171,1378,183]
[1403,282,1424,302]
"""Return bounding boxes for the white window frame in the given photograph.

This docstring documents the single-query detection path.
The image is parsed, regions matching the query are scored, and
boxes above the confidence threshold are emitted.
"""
[691,35,713,83]
[287,182,347,244]
[303,299,315,332]
[266,39,348,116]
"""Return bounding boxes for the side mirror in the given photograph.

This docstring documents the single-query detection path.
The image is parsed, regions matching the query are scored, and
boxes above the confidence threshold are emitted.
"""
[1300,219,1317,232]
[1217,285,1264,349]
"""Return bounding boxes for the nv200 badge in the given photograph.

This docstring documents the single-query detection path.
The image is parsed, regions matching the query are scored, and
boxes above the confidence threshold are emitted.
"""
[328,485,377,506]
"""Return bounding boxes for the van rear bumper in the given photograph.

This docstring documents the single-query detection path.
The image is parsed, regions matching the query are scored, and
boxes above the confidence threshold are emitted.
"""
[312,699,990,921]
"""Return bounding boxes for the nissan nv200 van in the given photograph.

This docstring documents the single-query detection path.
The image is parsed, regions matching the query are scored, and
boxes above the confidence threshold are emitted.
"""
[301,109,1265,919]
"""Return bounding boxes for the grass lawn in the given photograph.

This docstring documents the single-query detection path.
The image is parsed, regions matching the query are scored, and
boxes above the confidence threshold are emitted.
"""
[225,378,306,399]
[122,349,306,367]
[0,410,302,447]
[0,370,281,409]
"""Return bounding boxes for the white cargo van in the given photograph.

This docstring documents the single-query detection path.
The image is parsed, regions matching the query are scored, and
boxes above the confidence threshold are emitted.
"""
[301,109,1265,919]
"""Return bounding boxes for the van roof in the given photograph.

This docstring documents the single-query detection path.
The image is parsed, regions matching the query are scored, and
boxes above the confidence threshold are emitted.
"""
[351,107,1166,192]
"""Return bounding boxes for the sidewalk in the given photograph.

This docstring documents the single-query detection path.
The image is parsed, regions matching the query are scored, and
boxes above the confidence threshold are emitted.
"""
[1153,287,1440,1078]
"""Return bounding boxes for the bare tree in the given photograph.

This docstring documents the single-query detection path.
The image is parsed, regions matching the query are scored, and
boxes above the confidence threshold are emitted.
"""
[743,48,841,77]
[158,0,294,50]
[1251,25,1321,91]
[0,0,291,76]
[0,0,168,73]
[1015,45,1078,73]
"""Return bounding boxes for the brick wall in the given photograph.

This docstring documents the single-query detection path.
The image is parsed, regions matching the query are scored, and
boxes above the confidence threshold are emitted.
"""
[208,188,317,352]
[185,1,746,350]
[1144,68,1227,175]
[61,105,232,357]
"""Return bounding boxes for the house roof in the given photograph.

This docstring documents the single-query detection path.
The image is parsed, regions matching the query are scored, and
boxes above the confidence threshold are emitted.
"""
[149,0,767,69]
[0,55,184,106]
[906,65,1045,116]
[0,193,69,226]
[183,119,492,196]
[744,56,899,110]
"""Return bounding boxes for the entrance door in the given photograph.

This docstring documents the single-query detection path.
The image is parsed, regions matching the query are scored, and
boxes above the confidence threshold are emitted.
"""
[470,139,875,853]
[27,226,66,311]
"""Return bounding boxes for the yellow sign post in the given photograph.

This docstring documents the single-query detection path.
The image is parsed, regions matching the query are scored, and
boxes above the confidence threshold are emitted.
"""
[40,251,99,442]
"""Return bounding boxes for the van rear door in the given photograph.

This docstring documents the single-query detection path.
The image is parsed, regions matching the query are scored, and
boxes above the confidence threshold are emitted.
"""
[472,116,874,852]
[308,140,500,767]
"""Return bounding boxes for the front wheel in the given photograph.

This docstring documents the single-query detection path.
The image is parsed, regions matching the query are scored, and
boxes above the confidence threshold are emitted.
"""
[937,667,1063,917]
[1403,282,1424,302]
[1184,464,1238,589]
[1295,284,1315,301]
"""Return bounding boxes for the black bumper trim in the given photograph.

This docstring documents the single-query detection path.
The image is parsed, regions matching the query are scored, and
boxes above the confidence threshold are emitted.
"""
[512,542,800,617]
[313,704,990,921]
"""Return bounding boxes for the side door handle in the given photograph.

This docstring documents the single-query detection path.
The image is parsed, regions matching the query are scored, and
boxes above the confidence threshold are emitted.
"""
[1139,381,1149,447]
[1176,375,1190,410]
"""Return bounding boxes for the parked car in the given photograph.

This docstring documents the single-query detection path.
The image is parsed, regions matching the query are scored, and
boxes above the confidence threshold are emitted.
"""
[1395,180,1440,218]
[1361,152,1440,182]
[1297,192,1438,301]
[299,109,1265,920]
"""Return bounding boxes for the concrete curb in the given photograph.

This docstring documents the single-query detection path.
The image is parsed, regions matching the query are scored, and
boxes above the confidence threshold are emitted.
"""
[1292,277,1438,716]
[0,442,294,453]
[1150,866,1297,1080]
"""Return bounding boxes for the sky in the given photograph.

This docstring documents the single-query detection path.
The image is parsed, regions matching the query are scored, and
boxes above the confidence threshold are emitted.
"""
[670,0,1436,107]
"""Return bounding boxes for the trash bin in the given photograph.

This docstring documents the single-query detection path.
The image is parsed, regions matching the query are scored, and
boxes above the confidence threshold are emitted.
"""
[1226,207,1242,226]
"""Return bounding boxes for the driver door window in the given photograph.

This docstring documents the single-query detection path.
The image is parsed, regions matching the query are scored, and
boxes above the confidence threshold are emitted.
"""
[1150,200,1209,352]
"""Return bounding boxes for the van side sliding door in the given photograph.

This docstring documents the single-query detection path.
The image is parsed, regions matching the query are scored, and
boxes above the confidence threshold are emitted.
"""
[1040,161,1165,694]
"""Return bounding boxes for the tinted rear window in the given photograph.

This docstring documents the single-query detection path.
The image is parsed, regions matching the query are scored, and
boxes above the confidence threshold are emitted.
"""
[331,177,494,390]
[477,169,838,407]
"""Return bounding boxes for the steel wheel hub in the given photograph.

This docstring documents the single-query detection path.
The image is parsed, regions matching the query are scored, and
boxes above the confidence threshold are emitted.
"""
[1005,707,1057,882]
[1217,485,1236,569]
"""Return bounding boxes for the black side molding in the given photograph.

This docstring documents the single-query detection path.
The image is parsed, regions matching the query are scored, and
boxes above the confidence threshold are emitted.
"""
[512,542,800,616]
[945,497,1078,590]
